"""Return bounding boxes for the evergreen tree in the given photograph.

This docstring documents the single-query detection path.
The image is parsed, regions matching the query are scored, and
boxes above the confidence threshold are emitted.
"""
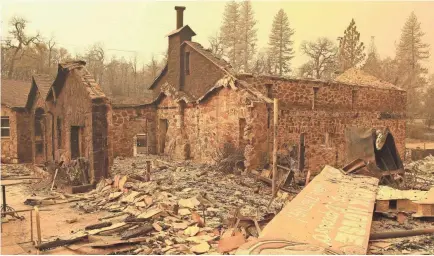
[239,0,257,73]
[220,1,241,71]
[378,57,399,84]
[267,9,295,76]
[425,74,434,127]
[395,12,430,115]
[337,19,365,71]
[362,36,382,78]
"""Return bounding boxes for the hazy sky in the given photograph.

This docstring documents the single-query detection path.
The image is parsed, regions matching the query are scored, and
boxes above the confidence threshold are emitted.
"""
[2,1,434,74]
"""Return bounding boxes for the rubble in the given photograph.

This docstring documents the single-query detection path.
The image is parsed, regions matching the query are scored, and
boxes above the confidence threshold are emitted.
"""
[404,155,434,191]
[13,153,433,255]
[35,156,289,254]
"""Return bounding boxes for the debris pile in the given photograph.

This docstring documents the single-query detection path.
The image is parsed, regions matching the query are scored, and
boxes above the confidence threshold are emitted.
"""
[37,156,293,254]
[1,164,31,178]
[404,155,434,190]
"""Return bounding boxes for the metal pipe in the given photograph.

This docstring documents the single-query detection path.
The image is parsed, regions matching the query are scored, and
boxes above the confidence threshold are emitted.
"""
[370,228,434,240]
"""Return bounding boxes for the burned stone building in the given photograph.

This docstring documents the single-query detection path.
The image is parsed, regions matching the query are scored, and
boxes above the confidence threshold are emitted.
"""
[25,62,113,181]
[110,6,406,175]
[2,6,406,179]
[1,79,32,163]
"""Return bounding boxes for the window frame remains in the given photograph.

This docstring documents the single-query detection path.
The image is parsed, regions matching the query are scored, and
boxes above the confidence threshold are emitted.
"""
[185,52,190,75]
[1,116,10,138]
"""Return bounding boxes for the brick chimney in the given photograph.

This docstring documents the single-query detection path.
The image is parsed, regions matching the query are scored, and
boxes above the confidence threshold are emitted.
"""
[175,6,185,29]
[167,6,195,91]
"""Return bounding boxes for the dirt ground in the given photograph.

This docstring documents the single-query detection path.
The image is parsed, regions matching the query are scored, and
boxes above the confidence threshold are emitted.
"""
[1,165,107,255]
[406,138,434,149]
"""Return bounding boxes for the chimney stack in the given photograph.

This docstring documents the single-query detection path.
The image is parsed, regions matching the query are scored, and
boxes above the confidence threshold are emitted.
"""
[175,6,186,29]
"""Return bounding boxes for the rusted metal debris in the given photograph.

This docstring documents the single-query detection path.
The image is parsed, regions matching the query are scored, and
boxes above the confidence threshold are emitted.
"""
[238,165,379,255]
[85,237,148,248]
[36,232,88,251]
[120,224,154,240]
[370,228,434,240]
[85,222,112,230]
[344,127,404,181]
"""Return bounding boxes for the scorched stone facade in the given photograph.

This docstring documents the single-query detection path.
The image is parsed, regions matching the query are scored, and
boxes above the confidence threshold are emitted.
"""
[1,79,32,164]
[110,6,406,176]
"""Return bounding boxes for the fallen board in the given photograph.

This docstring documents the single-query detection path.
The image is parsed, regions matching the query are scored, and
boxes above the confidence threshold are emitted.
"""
[237,165,379,255]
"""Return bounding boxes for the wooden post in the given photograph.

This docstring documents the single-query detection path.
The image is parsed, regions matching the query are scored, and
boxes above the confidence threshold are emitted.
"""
[133,135,137,157]
[30,210,33,244]
[272,99,278,196]
[145,160,151,182]
[35,206,41,245]
[305,169,311,186]
[50,168,58,191]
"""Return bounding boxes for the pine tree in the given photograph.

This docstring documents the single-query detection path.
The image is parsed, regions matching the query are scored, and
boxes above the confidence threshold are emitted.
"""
[425,74,434,127]
[220,1,241,72]
[362,36,382,78]
[238,0,257,73]
[267,9,295,76]
[395,11,430,114]
[337,19,365,71]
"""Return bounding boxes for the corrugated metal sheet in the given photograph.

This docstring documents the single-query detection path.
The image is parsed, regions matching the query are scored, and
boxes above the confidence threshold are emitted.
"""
[238,166,379,255]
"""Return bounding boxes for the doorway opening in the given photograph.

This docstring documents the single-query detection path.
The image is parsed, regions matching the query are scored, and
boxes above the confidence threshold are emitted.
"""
[159,119,168,154]
[71,126,81,160]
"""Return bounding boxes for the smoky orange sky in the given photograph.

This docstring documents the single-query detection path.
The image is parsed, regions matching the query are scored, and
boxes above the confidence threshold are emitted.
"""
[2,1,433,75]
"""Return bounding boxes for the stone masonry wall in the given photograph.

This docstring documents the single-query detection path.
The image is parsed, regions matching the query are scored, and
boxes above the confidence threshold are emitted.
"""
[182,44,226,99]
[178,87,252,163]
[47,71,94,168]
[16,110,32,163]
[156,96,180,157]
[1,106,18,163]
[112,105,157,157]
[239,76,406,175]
[30,90,49,164]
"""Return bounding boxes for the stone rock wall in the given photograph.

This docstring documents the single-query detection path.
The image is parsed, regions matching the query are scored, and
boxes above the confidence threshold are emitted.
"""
[1,106,18,163]
[47,72,94,165]
[240,76,406,175]
[30,90,49,164]
[111,105,157,157]
[16,110,32,163]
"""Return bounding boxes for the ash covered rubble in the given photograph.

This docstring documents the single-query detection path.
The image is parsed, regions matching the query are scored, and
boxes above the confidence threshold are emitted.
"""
[403,155,434,191]
[60,156,292,254]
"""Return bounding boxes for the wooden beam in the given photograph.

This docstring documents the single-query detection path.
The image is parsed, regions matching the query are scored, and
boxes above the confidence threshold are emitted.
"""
[272,99,278,196]
[35,206,41,246]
